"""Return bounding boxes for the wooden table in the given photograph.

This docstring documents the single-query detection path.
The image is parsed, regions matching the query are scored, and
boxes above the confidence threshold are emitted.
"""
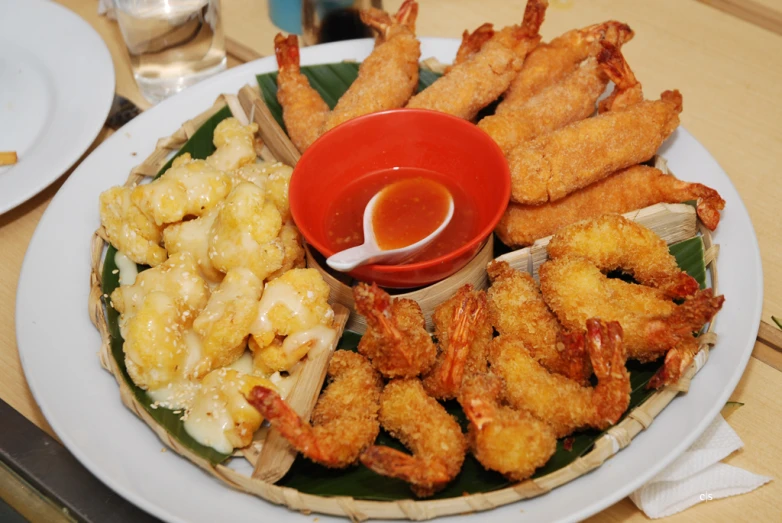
[1,0,781,520]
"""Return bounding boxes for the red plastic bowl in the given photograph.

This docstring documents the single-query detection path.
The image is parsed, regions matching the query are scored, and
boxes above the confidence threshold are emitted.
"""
[289,109,510,288]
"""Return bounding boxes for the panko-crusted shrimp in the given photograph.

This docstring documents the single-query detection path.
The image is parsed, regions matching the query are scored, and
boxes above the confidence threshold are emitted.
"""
[509,90,683,205]
[491,319,630,438]
[422,285,492,400]
[186,368,276,453]
[354,282,436,378]
[250,268,334,373]
[110,251,209,338]
[131,153,233,226]
[496,165,726,248]
[547,214,699,299]
[406,0,546,120]
[458,374,556,481]
[499,20,633,111]
[486,261,590,384]
[163,204,223,283]
[274,1,420,152]
[360,379,467,497]
[205,117,259,173]
[209,182,284,281]
[539,256,724,365]
[321,0,420,132]
[247,351,383,468]
[99,186,166,266]
[191,268,264,377]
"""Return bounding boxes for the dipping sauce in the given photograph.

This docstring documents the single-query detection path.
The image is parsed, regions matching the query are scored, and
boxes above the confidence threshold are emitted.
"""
[324,167,478,262]
[372,178,450,250]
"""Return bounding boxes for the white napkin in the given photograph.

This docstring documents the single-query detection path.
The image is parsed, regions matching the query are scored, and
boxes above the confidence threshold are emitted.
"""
[630,414,772,518]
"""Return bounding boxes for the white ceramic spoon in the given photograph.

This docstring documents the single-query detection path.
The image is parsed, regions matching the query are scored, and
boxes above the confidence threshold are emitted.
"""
[326,187,454,272]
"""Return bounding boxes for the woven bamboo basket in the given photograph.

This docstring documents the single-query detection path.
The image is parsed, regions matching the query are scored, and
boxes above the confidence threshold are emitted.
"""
[89,90,721,522]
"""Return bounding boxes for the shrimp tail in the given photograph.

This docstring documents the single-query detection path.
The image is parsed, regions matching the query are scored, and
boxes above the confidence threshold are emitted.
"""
[521,0,548,38]
[643,289,724,349]
[274,33,300,71]
[441,291,487,390]
[452,23,495,68]
[360,446,450,496]
[554,329,593,386]
[597,41,643,112]
[669,180,725,230]
[353,283,412,366]
[394,0,418,30]
[662,89,684,113]
[587,319,630,427]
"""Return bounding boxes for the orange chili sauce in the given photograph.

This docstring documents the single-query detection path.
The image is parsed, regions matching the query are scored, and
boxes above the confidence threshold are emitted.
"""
[324,167,478,263]
[372,178,451,250]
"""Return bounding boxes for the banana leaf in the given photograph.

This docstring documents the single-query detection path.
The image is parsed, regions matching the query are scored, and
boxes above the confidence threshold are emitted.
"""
[100,62,710,497]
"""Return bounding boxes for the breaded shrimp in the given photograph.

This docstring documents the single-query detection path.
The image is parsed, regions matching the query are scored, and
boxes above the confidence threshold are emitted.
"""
[459,374,556,481]
[406,0,547,120]
[247,351,383,468]
[539,256,724,364]
[421,285,492,400]
[274,33,330,153]
[360,379,467,497]
[499,20,633,111]
[321,0,420,132]
[486,261,591,384]
[491,319,630,438]
[496,165,726,248]
[547,214,699,299]
[354,283,437,378]
[478,57,608,155]
[275,1,420,152]
[509,90,684,205]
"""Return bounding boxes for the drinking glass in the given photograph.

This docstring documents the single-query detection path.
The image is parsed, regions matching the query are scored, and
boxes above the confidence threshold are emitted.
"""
[115,0,227,104]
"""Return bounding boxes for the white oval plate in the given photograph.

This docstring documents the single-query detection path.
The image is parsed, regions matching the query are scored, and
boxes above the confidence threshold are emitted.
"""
[0,0,114,214]
[17,38,762,523]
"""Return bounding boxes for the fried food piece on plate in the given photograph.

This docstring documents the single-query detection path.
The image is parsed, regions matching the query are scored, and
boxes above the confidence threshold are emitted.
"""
[360,379,468,497]
[110,251,209,337]
[247,351,383,468]
[131,153,233,226]
[354,282,437,378]
[479,57,606,155]
[99,185,166,266]
[322,0,420,132]
[486,261,591,384]
[190,268,264,377]
[406,0,546,120]
[499,20,633,111]
[547,214,699,299]
[205,117,259,173]
[491,320,630,438]
[232,161,295,221]
[266,222,306,281]
[209,182,284,281]
[459,373,556,481]
[249,268,334,373]
[274,1,420,152]
[422,285,492,400]
[186,369,277,453]
[509,89,683,205]
[163,204,223,283]
[496,165,726,248]
[539,256,724,365]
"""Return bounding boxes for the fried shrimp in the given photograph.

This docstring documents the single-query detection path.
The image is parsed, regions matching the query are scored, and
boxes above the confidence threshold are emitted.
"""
[509,89,683,205]
[499,20,633,111]
[540,256,724,363]
[478,57,609,155]
[459,374,556,481]
[491,319,630,438]
[496,165,726,248]
[360,379,467,497]
[451,23,495,69]
[247,351,383,468]
[275,1,420,152]
[547,214,699,299]
[354,283,437,378]
[406,0,546,120]
[421,285,492,400]
[486,261,590,384]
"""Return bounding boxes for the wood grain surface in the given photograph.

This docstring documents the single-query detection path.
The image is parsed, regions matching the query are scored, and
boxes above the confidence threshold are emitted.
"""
[0,0,780,520]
